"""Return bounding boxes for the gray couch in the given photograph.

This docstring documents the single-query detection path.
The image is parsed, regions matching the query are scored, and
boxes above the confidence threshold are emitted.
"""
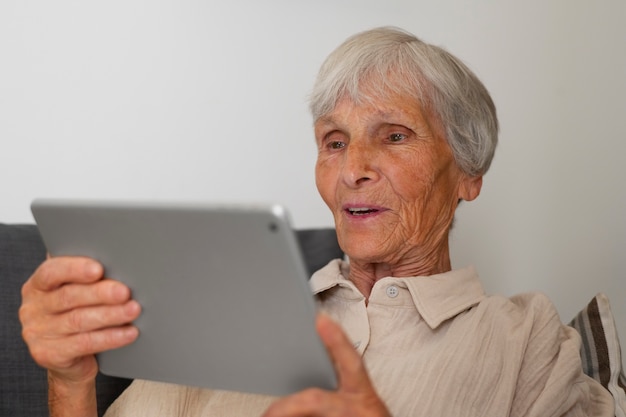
[0,223,343,417]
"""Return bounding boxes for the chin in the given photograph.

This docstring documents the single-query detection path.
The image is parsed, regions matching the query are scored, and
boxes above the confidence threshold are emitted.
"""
[338,232,386,263]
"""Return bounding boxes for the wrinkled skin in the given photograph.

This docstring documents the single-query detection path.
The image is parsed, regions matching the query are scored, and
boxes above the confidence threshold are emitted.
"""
[315,93,482,297]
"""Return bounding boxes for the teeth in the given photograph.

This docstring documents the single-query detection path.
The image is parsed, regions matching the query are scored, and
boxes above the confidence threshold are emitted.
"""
[348,207,376,215]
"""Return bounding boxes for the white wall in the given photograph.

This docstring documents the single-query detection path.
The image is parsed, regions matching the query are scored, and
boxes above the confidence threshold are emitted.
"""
[2,1,624,367]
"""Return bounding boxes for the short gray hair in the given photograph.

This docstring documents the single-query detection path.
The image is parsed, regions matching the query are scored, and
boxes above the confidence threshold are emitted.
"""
[309,27,498,176]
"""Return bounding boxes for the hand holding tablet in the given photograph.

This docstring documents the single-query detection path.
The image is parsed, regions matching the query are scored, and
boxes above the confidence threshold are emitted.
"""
[31,199,336,396]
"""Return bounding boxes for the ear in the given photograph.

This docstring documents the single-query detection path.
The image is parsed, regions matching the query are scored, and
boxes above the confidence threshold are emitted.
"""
[458,175,483,202]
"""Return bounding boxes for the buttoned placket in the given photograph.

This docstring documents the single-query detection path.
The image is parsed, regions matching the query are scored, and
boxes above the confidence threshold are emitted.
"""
[351,279,416,355]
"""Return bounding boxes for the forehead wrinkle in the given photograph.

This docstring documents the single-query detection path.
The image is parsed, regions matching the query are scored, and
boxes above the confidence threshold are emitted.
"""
[316,94,439,143]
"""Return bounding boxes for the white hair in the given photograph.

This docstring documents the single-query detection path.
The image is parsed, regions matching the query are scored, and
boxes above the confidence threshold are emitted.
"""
[309,27,498,176]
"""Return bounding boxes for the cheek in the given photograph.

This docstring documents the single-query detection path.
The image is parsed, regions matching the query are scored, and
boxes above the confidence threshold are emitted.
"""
[315,160,335,207]
[386,157,436,202]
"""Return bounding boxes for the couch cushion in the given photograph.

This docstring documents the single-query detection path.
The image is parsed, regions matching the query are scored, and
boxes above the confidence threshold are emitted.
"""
[0,224,49,416]
[296,228,343,276]
[568,293,626,416]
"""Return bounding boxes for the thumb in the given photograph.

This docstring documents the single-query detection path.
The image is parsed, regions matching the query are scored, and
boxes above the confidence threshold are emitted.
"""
[315,313,374,394]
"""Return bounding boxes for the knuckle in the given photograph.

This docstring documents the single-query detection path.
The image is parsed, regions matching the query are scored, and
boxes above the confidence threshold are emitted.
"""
[67,308,85,332]
[36,261,57,288]
[80,333,96,354]
[56,285,75,312]
[19,312,48,347]
[20,278,33,299]
[21,325,38,345]
[18,303,33,326]
[64,305,121,335]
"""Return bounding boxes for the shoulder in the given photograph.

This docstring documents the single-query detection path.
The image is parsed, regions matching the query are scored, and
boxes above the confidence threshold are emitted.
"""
[507,291,560,320]
[461,291,573,366]
[481,291,557,315]
[440,291,567,371]
[469,291,561,336]
[474,294,614,416]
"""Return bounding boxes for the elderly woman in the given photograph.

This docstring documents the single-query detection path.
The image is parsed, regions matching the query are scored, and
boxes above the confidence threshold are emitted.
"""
[20,27,613,417]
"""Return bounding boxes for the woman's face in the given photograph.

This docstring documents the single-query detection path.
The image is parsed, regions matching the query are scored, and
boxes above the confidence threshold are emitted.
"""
[314,91,482,268]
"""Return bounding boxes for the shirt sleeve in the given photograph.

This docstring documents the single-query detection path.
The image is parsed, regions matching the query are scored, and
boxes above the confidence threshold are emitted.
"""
[509,294,614,417]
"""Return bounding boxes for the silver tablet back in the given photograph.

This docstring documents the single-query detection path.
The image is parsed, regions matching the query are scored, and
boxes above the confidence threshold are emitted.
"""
[31,199,336,396]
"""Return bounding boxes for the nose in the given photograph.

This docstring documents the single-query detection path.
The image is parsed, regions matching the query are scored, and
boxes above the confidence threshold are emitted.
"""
[341,140,380,188]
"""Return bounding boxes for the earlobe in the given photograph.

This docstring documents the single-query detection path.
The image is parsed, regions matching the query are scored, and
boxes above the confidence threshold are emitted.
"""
[459,175,483,202]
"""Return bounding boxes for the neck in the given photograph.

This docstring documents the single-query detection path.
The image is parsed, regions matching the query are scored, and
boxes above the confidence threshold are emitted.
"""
[347,240,452,300]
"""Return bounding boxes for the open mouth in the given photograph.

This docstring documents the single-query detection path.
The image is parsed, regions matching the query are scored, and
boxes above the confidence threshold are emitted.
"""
[346,207,380,216]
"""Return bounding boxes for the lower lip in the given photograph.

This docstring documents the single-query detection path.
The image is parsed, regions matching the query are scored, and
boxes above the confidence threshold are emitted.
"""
[344,209,384,220]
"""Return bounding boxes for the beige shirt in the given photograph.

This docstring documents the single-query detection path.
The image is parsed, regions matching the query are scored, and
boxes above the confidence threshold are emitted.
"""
[105,260,614,417]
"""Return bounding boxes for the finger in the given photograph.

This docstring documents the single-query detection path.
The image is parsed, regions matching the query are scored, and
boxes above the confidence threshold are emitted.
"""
[43,279,132,314]
[55,299,141,334]
[22,300,141,346]
[263,388,336,417]
[29,324,139,371]
[315,313,373,394]
[29,257,104,291]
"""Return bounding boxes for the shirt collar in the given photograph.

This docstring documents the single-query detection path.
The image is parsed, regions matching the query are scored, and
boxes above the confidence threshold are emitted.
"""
[310,259,485,329]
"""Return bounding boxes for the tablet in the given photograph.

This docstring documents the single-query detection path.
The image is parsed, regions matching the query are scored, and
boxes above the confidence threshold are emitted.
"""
[31,199,337,396]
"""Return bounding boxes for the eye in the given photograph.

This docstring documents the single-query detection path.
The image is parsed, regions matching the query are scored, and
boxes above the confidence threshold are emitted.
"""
[389,133,407,142]
[329,141,346,150]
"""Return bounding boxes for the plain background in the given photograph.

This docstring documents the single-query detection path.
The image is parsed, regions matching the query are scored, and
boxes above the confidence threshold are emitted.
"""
[2,1,624,369]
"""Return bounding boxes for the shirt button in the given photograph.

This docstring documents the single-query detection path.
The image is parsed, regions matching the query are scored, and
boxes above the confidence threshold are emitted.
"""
[386,285,399,298]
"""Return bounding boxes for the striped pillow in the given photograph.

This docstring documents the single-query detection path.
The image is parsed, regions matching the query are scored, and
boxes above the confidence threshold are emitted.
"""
[568,293,626,417]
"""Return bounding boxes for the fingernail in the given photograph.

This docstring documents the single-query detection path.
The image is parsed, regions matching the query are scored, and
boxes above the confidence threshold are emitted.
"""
[85,261,102,277]
[117,326,139,341]
[110,283,129,300]
[124,300,141,316]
